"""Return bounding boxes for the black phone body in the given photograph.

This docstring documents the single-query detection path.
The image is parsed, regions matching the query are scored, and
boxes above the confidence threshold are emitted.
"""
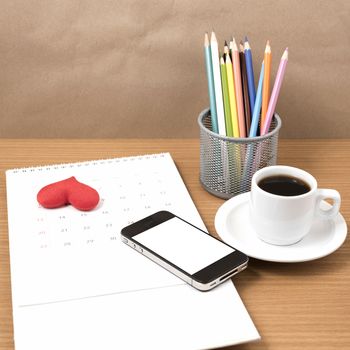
[121,211,248,291]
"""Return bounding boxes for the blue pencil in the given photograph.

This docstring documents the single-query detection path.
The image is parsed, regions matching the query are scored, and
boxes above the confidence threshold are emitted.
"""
[249,61,264,137]
[204,33,218,133]
[244,37,256,116]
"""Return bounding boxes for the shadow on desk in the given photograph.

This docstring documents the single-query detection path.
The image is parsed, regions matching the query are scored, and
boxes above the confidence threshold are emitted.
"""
[227,247,348,349]
[234,250,346,296]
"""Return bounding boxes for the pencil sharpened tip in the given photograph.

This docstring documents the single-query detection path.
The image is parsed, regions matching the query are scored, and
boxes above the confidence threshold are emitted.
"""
[204,32,209,45]
[245,36,248,42]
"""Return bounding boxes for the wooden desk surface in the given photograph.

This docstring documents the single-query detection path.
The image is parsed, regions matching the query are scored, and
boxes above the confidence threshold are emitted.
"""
[0,139,349,350]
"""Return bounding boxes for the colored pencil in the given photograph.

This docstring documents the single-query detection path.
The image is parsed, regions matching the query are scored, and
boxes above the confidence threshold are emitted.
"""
[261,48,288,135]
[261,40,271,128]
[203,33,218,133]
[210,31,226,135]
[240,41,251,135]
[230,38,246,137]
[225,53,240,137]
[244,37,256,114]
[249,61,264,137]
[220,56,233,137]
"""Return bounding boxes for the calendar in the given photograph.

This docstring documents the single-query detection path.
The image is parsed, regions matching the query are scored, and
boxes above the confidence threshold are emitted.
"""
[6,153,206,306]
[6,152,259,350]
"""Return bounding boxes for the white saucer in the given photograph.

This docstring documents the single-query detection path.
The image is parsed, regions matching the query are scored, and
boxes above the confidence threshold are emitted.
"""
[215,192,347,263]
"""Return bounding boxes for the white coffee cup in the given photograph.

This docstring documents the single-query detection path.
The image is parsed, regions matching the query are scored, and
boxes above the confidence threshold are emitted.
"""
[250,165,341,245]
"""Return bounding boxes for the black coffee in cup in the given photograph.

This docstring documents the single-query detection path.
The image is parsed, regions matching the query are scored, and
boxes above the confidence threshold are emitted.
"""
[258,175,311,196]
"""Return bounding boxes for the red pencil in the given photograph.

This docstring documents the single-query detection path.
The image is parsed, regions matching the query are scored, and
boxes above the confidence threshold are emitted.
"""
[230,38,246,137]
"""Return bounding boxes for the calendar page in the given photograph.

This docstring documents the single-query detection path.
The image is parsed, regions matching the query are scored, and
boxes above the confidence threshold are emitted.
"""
[6,153,206,306]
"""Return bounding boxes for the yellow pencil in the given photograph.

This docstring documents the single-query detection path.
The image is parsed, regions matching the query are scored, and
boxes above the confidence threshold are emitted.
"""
[224,46,241,182]
[225,53,240,137]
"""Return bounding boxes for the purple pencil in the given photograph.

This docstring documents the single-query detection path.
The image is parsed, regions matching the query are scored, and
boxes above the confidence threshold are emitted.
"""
[261,48,288,135]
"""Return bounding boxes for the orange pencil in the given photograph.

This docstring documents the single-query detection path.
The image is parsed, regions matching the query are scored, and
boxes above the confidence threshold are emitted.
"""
[261,40,271,129]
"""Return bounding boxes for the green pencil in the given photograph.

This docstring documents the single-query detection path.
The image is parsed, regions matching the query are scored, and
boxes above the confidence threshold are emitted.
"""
[220,56,233,137]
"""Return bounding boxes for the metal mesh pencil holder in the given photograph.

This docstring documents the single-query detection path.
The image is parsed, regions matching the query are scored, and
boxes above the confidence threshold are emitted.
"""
[198,108,282,199]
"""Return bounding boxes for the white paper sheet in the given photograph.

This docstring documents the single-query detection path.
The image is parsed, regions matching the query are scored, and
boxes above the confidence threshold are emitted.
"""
[13,283,259,350]
[6,153,259,349]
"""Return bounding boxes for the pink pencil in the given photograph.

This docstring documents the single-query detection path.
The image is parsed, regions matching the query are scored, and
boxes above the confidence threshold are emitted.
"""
[261,48,288,135]
[230,38,246,137]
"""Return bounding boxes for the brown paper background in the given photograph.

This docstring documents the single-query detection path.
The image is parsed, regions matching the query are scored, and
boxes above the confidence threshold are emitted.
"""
[0,0,349,138]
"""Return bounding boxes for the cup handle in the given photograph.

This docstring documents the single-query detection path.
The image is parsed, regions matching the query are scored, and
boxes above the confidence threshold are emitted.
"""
[315,189,341,219]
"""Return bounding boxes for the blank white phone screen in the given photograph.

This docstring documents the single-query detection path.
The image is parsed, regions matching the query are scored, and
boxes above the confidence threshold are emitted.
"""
[133,217,234,275]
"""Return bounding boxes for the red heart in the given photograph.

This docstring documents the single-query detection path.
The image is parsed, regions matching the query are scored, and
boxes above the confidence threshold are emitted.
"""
[37,177,100,211]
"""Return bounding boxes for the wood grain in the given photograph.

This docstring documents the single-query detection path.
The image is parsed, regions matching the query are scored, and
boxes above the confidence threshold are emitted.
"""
[0,139,349,350]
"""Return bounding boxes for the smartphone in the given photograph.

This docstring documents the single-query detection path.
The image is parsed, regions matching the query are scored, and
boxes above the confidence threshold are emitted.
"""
[121,210,248,291]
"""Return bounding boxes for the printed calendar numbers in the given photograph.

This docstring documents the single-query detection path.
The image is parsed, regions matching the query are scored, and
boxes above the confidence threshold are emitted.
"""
[32,170,176,250]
